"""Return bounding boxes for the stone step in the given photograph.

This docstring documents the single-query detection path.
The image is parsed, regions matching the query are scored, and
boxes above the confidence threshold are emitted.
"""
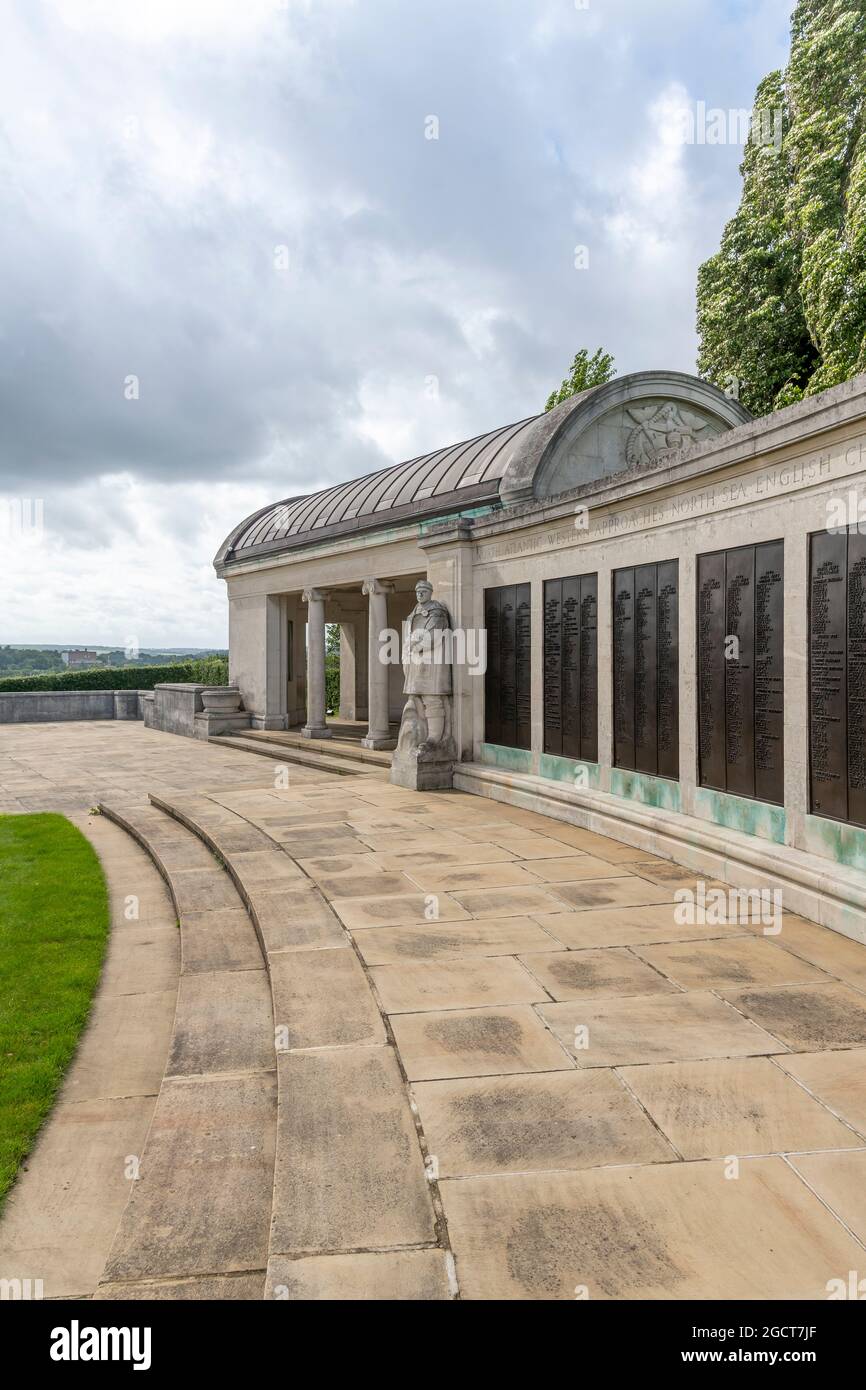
[94,799,275,1299]
[148,789,449,1297]
[239,728,394,767]
[209,733,380,777]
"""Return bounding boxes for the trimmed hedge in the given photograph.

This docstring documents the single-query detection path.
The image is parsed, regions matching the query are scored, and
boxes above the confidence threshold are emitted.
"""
[0,657,228,694]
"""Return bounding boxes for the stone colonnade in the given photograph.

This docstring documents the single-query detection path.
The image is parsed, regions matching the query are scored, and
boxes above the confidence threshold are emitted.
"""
[299,578,414,746]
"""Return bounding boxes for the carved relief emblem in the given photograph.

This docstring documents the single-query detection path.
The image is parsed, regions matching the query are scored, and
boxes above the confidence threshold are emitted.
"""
[625,402,709,467]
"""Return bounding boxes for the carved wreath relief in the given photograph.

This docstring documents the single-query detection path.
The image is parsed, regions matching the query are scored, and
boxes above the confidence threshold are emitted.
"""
[625,402,710,468]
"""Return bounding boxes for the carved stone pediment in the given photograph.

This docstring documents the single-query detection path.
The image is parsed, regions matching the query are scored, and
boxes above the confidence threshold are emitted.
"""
[497,371,752,506]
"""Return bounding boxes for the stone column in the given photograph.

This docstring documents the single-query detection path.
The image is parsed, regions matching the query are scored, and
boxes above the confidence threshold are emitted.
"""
[361,578,396,749]
[301,588,331,738]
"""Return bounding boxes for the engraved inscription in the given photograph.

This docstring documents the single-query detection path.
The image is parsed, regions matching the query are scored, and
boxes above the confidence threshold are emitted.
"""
[614,561,678,779]
[485,583,531,753]
[699,542,784,806]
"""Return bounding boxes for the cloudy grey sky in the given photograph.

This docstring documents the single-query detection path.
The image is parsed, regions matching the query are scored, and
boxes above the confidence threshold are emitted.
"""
[0,0,793,647]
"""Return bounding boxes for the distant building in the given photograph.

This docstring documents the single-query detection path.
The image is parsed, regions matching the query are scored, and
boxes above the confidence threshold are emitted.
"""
[62,649,100,668]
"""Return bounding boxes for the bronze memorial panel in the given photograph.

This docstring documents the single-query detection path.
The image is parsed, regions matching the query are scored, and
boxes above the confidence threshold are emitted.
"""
[485,583,531,752]
[698,541,784,805]
[613,560,679,779]
[543,573,598,762]
[809,527,866,828]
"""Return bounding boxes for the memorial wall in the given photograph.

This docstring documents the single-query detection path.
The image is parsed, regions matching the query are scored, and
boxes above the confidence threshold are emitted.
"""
[219,368,866,918]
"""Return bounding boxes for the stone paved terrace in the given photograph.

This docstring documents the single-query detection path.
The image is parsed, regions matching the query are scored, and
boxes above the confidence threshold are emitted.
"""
[2,723,866,1299]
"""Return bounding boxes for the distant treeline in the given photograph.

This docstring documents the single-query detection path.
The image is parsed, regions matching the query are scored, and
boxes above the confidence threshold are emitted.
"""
[0,647,227,677]
[0,656,229,693]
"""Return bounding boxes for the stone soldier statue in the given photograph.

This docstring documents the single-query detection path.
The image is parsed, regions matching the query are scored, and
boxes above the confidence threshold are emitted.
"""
[391,579,457,788]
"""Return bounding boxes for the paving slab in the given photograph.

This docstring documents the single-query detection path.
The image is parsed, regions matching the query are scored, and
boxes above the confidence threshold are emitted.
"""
[450,886,572,919]
[151,839,218,873]
[773,1049,866,1136]
[311,870,418,901]
[412,1069,676,1177]
[533,906,744,949]
[297,853,384,881]
[724,982,866,1052]
[200,824,277,854]
[270,946,385,1049]
[371,957,548,1014]
[271,1048,435,1253]
[522,856,632,882]
[390,1004,574,1081]
[377,842,518,867]
[227,850,305,887]
[518,947,679,1001]
[354,831,472,854]
[178,907,264,974]
[353,918,564,965]
[634,936,829,991]
[537,991,782,1068]
[439,1157,866,1299]
[251,886,345,953]
[102,1073,276,1282]
[548,878,676,911]
[166,969,274,1077]
[0,1096,156,1299]
[169,867,241,915]
[788,1150,866,1244]
[768,914,866,991]
[265,1250,451,1300]
[485,832,577,859]
[270,835,370,858]
[329,892,470,930]
[618,1056,861,1159]
[98,924,180,996]
[60,990,178,1103]
[403,862,541,893]
[94,1272,266,1300]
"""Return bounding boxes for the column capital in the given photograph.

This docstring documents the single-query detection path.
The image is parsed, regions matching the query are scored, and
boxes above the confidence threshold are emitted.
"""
[302,587,330,604]
[362,578,395,597]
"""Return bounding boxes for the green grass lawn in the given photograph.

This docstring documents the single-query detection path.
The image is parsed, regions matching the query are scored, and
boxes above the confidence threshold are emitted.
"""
[0,813,109,1207]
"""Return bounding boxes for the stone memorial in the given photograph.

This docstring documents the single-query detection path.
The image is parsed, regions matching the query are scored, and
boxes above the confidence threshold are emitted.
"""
[390,579,457,791]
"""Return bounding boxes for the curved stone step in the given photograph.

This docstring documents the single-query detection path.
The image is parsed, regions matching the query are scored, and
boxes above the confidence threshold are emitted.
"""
[94,799,276,1300]
[149,788,454,1300]
[209,733,381,777]
[236,728,393,768]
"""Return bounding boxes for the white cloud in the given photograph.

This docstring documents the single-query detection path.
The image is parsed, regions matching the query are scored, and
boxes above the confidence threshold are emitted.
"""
[0,0,794,645]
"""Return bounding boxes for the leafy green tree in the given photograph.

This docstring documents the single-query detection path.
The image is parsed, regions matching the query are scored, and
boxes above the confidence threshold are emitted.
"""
[697,72,817,415]
[785,0,866,392]
[697,0,866,413]
[545,348,616,412]
[325,623,340,714]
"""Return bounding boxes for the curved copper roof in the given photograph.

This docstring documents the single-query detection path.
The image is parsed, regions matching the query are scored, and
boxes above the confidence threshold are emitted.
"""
[219,412,541,562]
[215,371,754,570]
